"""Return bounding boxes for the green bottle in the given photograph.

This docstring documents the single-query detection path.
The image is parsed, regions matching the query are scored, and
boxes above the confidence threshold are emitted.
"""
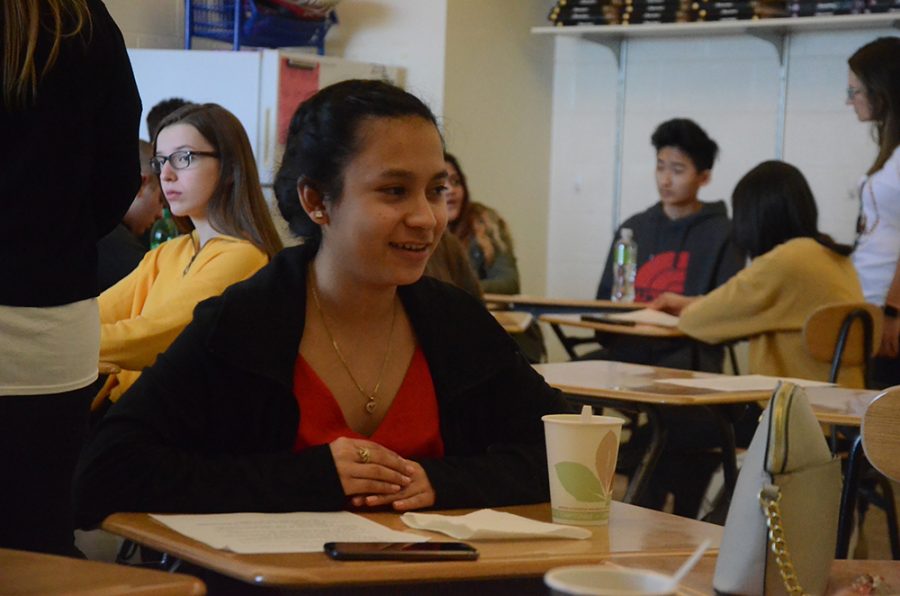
[149,208,179,249]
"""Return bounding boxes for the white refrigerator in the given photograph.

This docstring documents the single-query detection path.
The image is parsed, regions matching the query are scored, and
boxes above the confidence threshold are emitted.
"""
[127,49,403,186]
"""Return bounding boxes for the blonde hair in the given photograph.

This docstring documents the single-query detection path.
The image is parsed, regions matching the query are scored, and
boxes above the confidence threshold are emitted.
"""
[2,0,91,108]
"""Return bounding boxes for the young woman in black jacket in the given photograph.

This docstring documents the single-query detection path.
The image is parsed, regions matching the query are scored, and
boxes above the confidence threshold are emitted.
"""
[75,80,568,527]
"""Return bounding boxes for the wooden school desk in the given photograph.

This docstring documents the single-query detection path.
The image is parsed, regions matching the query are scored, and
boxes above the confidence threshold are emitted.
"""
[534,360,764,503]
[484,294,648,360]
[539,312,684,339]
[532,360,874,505]
[483,293,639,315]
[490,310,534,334]
[101,502,722,591]
[0,547,206,595]
[806,386,881,427]
[537,311,737,369]
[98,361,121,375]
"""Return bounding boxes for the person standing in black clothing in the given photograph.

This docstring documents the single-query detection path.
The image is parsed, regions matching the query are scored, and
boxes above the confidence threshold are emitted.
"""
[0,0,141,555]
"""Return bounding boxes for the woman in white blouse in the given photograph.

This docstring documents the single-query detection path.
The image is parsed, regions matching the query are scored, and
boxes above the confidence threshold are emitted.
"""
[847,36,900,388]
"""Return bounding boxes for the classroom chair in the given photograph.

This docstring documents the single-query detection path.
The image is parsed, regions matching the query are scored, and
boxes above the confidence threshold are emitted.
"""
[803,302,882,387]
[835,387,900,560]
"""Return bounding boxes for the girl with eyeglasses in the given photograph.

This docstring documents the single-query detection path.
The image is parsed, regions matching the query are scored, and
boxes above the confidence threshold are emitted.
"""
[847,36,900,388]
[95,103,283,410]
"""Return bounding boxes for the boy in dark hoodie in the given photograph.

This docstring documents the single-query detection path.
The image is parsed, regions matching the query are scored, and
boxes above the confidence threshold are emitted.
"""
[595,118,744,372]
[594,119,748,518]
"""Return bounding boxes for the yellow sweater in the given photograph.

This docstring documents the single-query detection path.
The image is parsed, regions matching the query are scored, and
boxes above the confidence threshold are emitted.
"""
[99,231,268,402]
[679,238,865,387]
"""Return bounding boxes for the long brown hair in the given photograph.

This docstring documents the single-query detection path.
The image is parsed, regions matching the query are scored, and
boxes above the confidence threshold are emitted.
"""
[849,37,900,175]
[445,152,474,241]
[2,0,91,108]
[155,103,283,258]
[444,153,512,254]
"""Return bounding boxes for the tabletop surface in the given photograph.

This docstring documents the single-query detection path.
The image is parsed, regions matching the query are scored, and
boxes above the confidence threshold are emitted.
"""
[533,360,879,418]
[533,360,766,405]
[102,502,722,588]
[490,310,534,334]
[0,547,206,595]
[540,312,685,338]
[484,294,639,310]
[805,386,882,427]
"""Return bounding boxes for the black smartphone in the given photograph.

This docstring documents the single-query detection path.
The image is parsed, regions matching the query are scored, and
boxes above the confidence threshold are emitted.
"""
[580,313,637,326]
[324,541,479,561]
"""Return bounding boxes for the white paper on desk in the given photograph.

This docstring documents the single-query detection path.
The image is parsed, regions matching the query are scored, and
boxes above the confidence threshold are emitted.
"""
[149,512,426,554]
[400,509,591,540]
[602,308,680,327]
[653,374,835,392]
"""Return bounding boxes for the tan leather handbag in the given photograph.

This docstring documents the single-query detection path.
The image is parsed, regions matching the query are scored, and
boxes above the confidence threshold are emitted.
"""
[713,382,841,595]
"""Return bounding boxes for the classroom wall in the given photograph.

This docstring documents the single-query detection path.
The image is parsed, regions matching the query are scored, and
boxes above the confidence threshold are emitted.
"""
[325,0,448,117]
[104,0,553,292]
[443,1,555,293]
[546,29,897,300]
[104,1,448,110]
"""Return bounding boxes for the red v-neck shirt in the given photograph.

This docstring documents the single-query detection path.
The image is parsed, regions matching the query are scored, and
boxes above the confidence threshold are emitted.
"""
[292,346,444,458]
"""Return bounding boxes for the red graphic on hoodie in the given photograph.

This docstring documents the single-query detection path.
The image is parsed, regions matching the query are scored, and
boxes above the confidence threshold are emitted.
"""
[635,251,690,303]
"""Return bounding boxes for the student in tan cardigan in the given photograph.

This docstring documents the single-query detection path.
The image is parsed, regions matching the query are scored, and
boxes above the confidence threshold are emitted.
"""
[652,160,865,387]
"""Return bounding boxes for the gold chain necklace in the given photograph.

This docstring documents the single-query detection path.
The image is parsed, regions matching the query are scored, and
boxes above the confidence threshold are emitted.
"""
[309,268,397,415]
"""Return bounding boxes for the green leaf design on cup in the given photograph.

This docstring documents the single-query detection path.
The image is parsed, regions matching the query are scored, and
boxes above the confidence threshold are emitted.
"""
[595,430,618,493]
[555,462,607,502]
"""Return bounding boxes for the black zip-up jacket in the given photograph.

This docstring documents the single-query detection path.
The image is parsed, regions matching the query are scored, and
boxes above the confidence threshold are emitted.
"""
[0,0,141,306]
[75,244,568,528]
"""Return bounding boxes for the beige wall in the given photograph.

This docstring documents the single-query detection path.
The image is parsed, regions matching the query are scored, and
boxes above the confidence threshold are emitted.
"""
[444,1,554,293]
[327,0,447,116]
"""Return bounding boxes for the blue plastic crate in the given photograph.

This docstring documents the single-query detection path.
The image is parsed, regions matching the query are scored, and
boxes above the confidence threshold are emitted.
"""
[185,0,335,53]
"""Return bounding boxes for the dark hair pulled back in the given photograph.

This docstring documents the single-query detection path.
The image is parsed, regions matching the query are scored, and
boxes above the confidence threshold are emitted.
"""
[275,79,440,239]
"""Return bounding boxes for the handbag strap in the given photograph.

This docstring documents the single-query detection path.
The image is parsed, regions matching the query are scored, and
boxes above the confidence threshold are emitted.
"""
[759,485,807,596]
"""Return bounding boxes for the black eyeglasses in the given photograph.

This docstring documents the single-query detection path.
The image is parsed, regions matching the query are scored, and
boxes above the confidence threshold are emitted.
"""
[150,150,219,175]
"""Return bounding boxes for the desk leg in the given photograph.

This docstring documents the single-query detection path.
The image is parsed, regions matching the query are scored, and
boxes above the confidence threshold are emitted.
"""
[624,404,667,505]
[549,323,585,361]
[836,436,865,559]
[709,406,738,496]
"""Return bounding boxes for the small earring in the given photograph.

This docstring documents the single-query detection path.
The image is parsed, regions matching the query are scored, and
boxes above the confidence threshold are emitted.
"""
[312,210,324,220]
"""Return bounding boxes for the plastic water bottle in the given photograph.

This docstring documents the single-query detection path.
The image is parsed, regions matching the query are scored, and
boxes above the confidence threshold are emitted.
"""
[611,228,637,303]
[149,208,179,249]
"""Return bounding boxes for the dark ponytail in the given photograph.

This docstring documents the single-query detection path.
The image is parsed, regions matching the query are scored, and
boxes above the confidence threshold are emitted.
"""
[274,79,440,240]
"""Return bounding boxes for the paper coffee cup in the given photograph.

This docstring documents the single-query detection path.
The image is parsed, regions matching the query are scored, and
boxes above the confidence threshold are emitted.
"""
[542,412,623,525]
[545,565,675,595]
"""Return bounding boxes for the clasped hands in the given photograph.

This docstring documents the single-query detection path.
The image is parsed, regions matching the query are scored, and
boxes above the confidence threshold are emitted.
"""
[329,436,435,511]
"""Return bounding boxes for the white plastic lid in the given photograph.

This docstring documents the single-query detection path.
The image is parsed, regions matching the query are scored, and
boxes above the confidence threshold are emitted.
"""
[620,228,633,241]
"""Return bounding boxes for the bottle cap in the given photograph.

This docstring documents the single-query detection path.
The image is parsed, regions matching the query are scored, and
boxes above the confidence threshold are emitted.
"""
[621,228,633,240]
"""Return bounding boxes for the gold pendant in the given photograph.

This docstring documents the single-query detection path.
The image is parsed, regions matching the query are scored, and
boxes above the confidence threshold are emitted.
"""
[365,399,377,414]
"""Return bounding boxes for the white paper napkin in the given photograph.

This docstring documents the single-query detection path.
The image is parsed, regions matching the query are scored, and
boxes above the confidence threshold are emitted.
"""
[400,509,592,540]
